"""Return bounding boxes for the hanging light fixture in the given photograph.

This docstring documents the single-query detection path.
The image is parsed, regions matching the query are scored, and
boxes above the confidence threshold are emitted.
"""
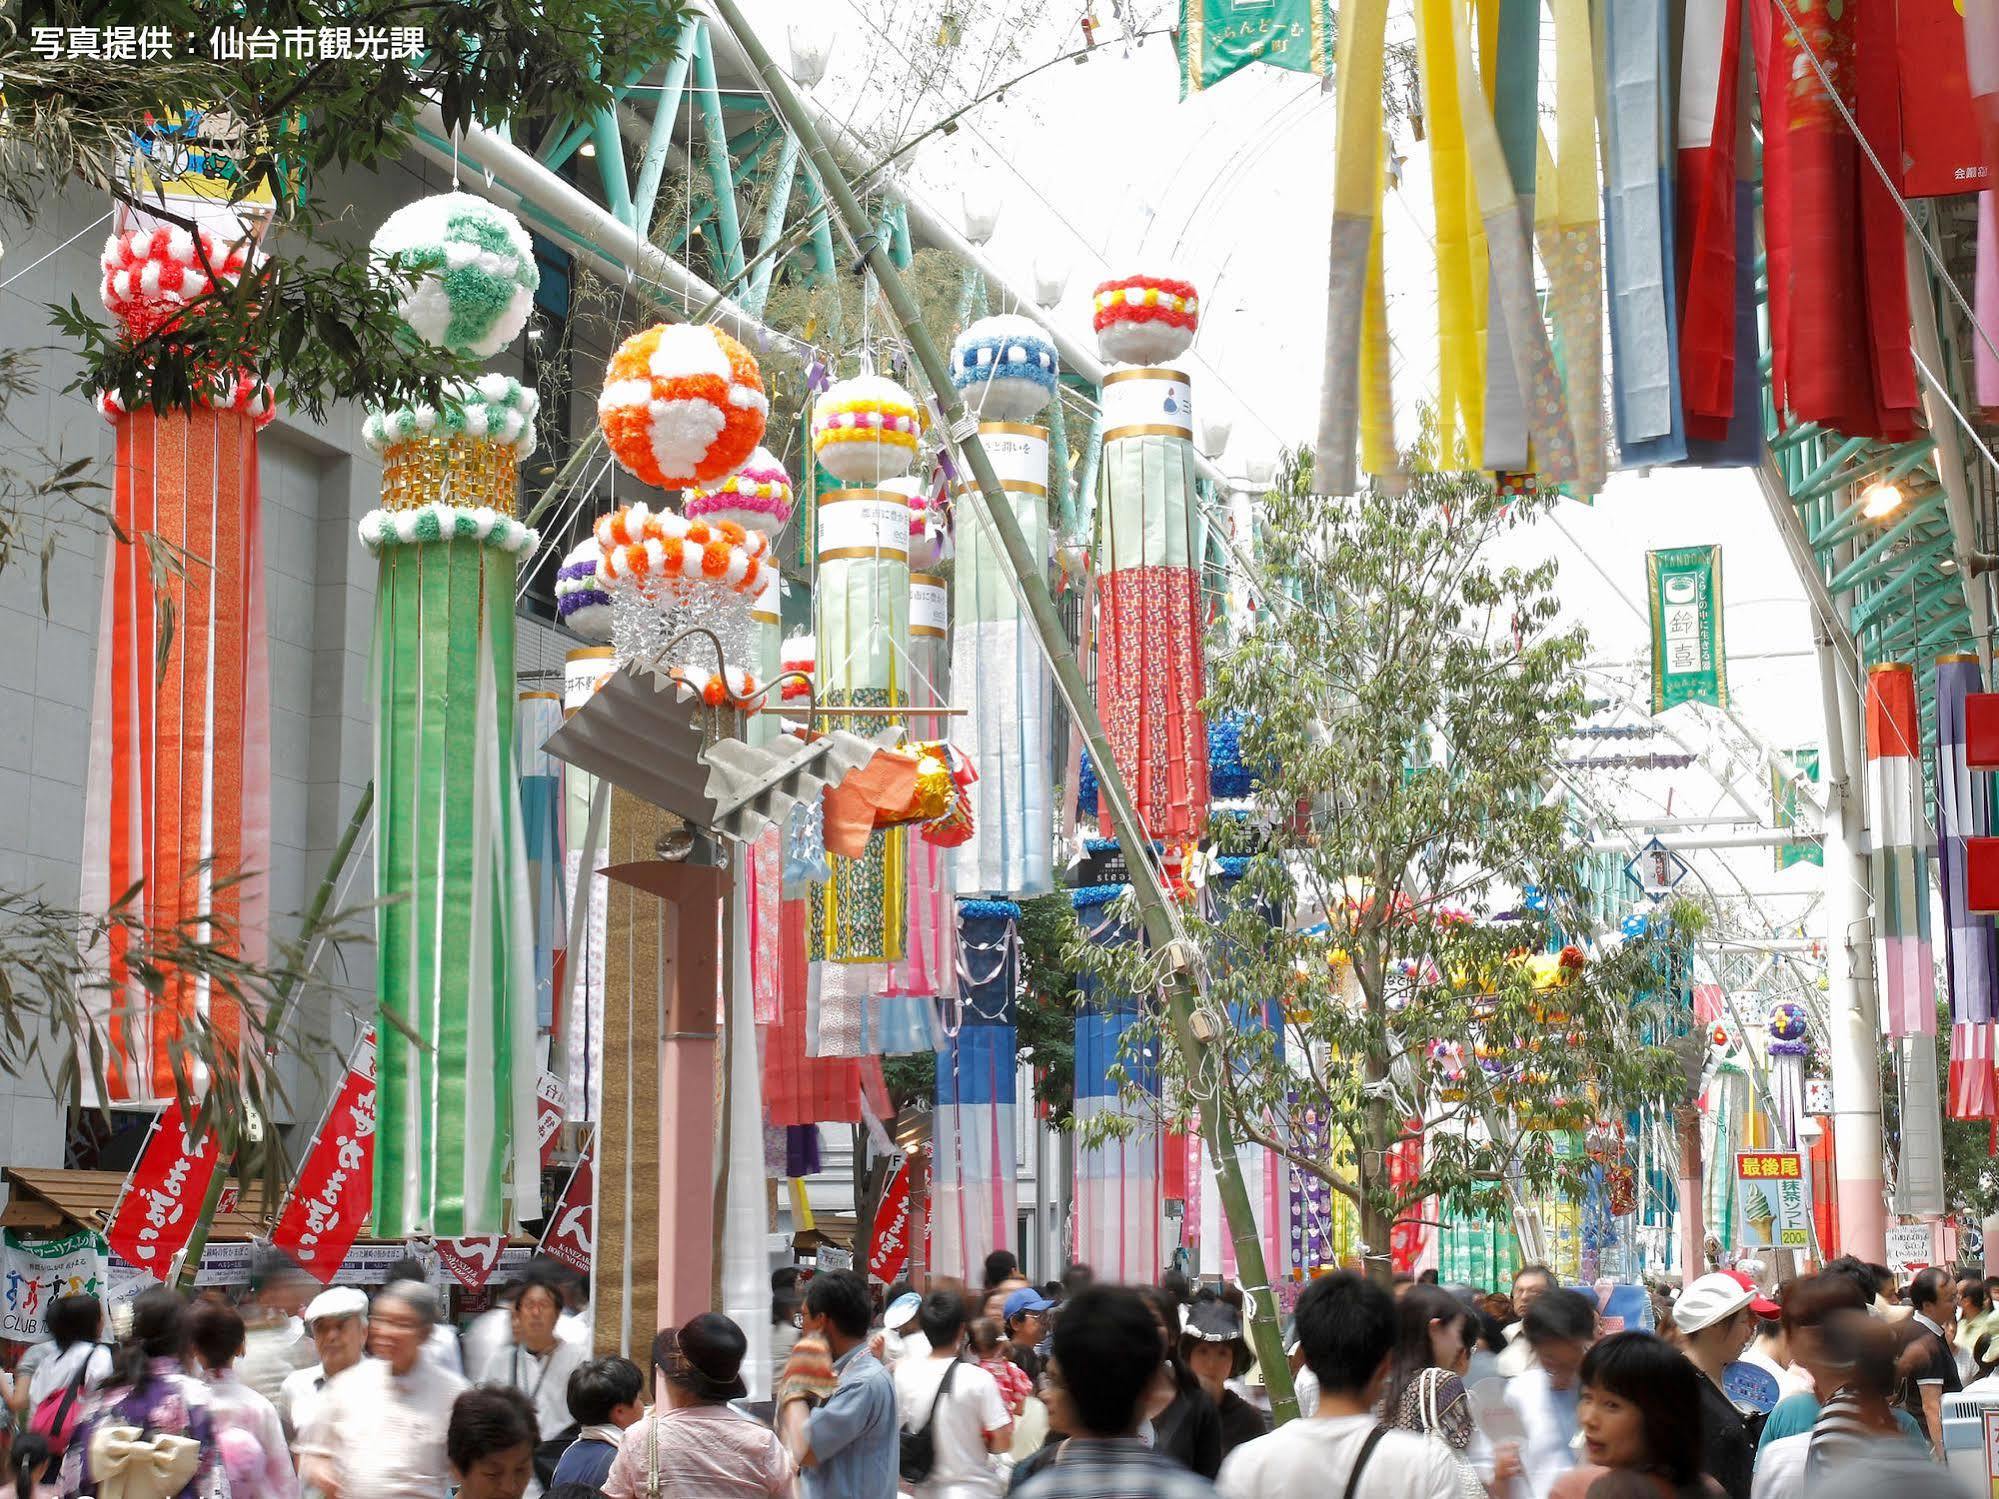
[1201,415,1233,462]
[787,22,833,89]
[1860,478,1905,520]
[1032,255,1070,308]
[962,184,1002,247]
[1243,454,1277,490]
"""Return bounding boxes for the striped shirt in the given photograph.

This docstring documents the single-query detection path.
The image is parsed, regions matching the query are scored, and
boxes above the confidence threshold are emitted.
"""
[1806,1389,1881,1478]
[1011,1438,1220,1499]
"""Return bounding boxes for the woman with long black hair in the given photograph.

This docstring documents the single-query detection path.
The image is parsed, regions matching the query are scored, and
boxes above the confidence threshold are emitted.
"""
[58,1288,225,1499]
[1135,1284,1221,1478]
[1549,1332,1720,1499]
[1381,1284,1486,1498]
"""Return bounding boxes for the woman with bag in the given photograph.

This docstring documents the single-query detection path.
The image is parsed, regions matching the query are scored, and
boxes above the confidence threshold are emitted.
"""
[58,1288,226,1499]
[599,1315,791,1499]
[27,1297,114,1474]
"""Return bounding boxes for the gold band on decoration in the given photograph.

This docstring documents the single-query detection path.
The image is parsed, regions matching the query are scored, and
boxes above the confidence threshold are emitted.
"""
[1103,423,1194,442]
[379,437,522,516]
[950,478,1048,498]
[1101,367,1191,385]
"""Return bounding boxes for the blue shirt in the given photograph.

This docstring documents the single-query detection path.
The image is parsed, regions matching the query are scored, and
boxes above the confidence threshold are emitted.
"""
[804,1343,898,1499]
[550,1435,619,1489]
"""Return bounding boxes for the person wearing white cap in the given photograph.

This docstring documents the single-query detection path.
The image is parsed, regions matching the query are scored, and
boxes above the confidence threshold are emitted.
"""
[875,1291,928,1368]
[279,1286,371,1450]
[1672,1272,1757,1499]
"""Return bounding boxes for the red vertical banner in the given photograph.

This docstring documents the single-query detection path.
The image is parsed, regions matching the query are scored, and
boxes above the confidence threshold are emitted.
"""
[1898,0,1986,196]
[538,1132,595,1276]
[105,1104,222,1274]
[1808,1125,1840,1259]
[268,1029,377,1282]
[1388,1122,1425,1275]
[868,1157,911,1284]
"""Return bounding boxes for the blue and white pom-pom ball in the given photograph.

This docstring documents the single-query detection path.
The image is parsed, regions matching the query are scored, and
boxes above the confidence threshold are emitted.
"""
[371,192,539,358]
[949,314,1058,422]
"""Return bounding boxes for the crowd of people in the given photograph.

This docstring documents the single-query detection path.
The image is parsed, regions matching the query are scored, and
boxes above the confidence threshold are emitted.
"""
[3,1247,1994,1499]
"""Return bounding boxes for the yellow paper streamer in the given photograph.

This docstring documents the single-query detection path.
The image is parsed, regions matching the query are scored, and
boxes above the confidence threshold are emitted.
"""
[1414,0,1485,469]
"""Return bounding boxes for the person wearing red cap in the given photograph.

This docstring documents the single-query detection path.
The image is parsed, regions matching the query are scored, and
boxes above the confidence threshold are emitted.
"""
[1672,1273,1757,1499]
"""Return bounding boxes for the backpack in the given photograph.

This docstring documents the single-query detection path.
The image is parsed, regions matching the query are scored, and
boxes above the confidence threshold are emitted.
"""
[29,1347,101,1459]
[898,1359,960,1484]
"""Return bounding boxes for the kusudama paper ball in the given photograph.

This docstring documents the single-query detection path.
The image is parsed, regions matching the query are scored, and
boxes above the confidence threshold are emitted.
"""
[370,192,539,358]
[1092,273,1199,365]
[597,323,770,488]
[684,446,794,535]
[950,313,1058,421]
[811,374,920,483]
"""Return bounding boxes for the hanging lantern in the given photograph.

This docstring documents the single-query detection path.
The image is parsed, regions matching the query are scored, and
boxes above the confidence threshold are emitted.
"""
[950,313,1058,422]
[811,374,920,483]
[1092,273,1199,364]
[598,323,769,488]
[684,446,795,536]
[555,536,614,641]
[369,191,539,358]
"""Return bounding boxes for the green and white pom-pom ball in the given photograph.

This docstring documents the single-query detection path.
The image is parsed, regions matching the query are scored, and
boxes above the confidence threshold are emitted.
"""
[371,192,538,357]
[363,374,540,457]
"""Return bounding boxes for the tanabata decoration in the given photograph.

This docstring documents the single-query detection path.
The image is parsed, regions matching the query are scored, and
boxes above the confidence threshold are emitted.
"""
[953,423,1056,894]
[80,216,274,1104]
[878,480,955,1052]
[1765,999,1811,1146]
[517,691,566,1032]
[561,646,616,1122]
[1073,885,1162,1281]
[591,504,772,705]
[932,900,1021,1282]
[748,566,785,1027]
[808,394,916,1055]
[1092,274,1199,365]
[811,374,921,484]
[370,191,538,358]
[781,635,815,701]
[554,536,614,641]
[361,194,542,1236]
[950,314,1058,422]
[1938,654,1999,1118]
[1094,354,1209,842]
[597,323,769,488]
[1867,663,1937,1039]
[685,446,795,536]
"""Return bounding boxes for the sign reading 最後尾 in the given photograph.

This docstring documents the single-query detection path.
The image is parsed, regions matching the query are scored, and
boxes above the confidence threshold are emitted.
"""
[1887,1223,1934,1278]
[1648,546,1728,713]
[1,1229,109,1341]
[1733,1151,1809,1249]
[1175,0,1335,97]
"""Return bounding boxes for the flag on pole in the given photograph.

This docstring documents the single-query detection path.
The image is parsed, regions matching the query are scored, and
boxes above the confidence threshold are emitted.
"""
[1175,0,1334,96]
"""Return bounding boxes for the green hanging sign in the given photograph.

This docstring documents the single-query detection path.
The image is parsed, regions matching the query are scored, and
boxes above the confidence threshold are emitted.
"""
[1647,546,1728,713]
[1773,746,1823,870]
[1175,0,1335,98]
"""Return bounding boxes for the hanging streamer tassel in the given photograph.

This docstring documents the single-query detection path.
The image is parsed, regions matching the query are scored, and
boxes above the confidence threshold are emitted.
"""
[560,647,615,1121]
[1766,1002,1810,1145]
[749,571,785,1028]
[1073,887,1162,1281]
[1980,193,1999,413]
[1311,0,1389,494]
[1480,0,1541,473]
[1096,373,1208,842]
[932,900,1020,1282]
[365,430,542,1237]
[1455,21,1577,484]
[1413,0,1486,469]
[1937,655,1999,1113]
[1601,0,1687,464]
[1677,0,1744,440]
[953,425,1056,895]
[1866,663,1938,1039]
[516,691,566,1035]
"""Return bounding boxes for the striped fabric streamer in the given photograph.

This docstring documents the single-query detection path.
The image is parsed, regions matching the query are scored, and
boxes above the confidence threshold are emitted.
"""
[367,454,541,1238]
[515,692,565,1033]
[878,564,956,1049]
[748,574,784,1027]
[80,405,270,1104]
[560,649,614,1122]
[766,897,867,1126]
[1073,890,1163,1282]
[1676,0,1744,440]
[1866,663,1938,1038]
[810,488,910,1053]
[931,900,1020,1283]
[1938,655,1998,1115]
[1952,1021,1999,1122]
[952,428,1056,895]
[1480,0,1542,474]
[1096,382,1209,843]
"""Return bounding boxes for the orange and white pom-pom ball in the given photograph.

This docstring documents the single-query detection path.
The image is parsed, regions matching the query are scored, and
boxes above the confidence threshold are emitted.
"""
[101,226,253,339]
[1092,273,1199,365]
[780,634,814,701]
[811,375,920,483]
[683,447,794,536]
[591,503,771,595]
[597,324,769,488]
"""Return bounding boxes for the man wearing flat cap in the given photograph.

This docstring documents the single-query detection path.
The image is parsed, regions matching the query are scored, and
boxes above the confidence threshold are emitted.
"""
[279,1286,370,1450]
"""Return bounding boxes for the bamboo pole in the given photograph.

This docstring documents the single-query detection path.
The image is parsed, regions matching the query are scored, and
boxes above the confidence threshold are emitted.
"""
[709,0,1297,1420]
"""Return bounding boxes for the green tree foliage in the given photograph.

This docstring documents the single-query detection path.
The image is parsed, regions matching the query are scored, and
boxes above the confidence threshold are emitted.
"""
[1076,448,1689,1277]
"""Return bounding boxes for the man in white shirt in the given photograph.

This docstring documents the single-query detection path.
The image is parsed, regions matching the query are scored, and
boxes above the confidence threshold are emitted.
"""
[1218,1272,1464,1499]
[476,1271,589,1452]
[892,1293,1012,1499]
[278,1286,371,1447]
[299,1280,468,1499]
[1495,1265,1554,1379]
[1504,1287,1597,1499]
[239,1252,320,1406]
